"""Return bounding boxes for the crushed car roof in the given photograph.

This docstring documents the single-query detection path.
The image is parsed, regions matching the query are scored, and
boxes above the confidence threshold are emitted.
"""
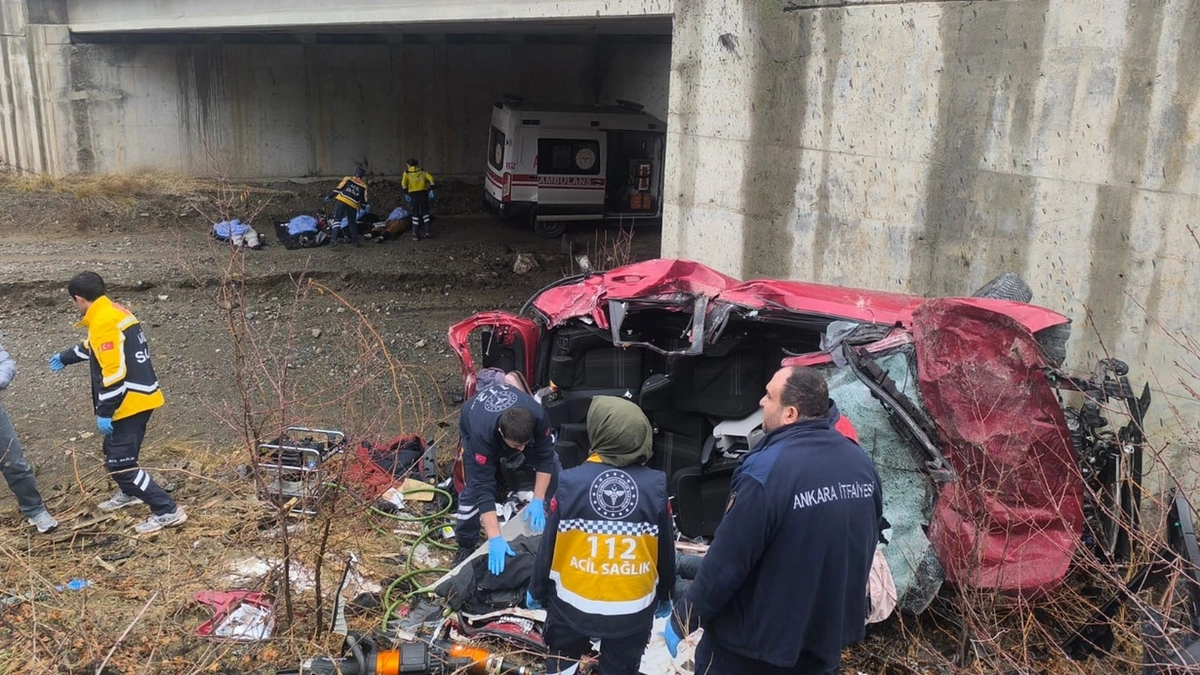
[532,258,1069,333]
[466,258,1083,598]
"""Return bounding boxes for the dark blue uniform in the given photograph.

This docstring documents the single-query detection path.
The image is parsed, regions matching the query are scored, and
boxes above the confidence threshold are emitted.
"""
[671,417,882,674]
[455,384,559,547]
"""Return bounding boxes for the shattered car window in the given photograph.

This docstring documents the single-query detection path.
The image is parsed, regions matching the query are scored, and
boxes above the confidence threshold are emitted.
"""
[824,347,944,614]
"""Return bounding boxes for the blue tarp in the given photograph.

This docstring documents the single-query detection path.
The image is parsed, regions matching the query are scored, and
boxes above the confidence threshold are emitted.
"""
[286,215,318,235]
[213,219,252,238]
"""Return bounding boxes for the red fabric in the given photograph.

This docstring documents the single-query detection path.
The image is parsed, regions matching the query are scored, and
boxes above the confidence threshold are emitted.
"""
[834,415,860,444]
[343,443,401,500]
[914,299,1083,596]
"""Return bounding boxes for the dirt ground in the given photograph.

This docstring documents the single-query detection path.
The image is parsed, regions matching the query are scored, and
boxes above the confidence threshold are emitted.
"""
[0,176,662,486]
[0,176,1140,675]
[0,176,663,674]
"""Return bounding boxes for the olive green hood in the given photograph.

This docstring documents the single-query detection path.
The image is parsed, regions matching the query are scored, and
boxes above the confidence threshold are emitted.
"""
[586,396,654,467]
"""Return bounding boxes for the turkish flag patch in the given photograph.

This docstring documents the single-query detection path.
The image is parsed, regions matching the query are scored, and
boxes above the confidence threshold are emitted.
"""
[474,453,488,466]
[100,342,115,351]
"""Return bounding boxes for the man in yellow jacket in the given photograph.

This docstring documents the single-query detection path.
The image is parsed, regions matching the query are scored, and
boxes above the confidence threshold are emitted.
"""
[401,158,435,240]
[49,271,186,535]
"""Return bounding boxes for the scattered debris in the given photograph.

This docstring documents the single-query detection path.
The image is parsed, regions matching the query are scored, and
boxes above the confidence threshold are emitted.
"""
[401,477,436,502]
[574,254,593,274]
[0,578,92,608]
[513,253,538,275]
[194,590,275,642]
[310,328,322,338]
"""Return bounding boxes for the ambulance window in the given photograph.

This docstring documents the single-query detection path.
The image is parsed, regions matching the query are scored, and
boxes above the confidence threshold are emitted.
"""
[537,138,601,175]
[489,126,506,170]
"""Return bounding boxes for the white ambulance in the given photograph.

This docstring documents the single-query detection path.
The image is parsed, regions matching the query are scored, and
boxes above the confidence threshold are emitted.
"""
[484,97,666,238]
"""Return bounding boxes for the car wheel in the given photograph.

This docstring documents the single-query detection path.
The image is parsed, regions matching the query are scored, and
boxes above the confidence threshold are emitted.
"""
[534,219,566,239]
[972,272,1033,303]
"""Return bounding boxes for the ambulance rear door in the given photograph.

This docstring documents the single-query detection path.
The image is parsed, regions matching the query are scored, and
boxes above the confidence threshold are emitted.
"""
[534,131,607,224]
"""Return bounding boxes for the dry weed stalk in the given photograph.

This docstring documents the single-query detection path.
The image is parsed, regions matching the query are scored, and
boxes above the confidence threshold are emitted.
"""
[0,172,454,672]
[588,222,636,272]
[847,323,1200,675]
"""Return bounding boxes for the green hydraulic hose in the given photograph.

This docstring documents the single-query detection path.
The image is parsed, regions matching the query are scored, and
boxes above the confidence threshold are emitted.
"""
[367,484,457,629]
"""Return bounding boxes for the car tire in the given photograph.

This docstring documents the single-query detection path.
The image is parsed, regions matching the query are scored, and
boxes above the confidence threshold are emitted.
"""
[534,219,566,239]
[972,272,1033,304]
[972,272,1070,366]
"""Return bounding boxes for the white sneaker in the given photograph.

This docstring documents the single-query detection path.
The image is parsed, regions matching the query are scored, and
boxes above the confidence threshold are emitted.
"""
[97,491,143,511]
[28,510,58,534]
[134,507,187,534]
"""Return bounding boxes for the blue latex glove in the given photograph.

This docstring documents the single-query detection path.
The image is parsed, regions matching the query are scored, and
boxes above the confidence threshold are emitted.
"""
[49,354,64,371]
[428,190,435,200]
[523,498,546,534]
[663,620,682,658]
[96,417,114,435]
[487,536,516,575]
[525,590,543,610]
[655,599,672,619]
[404,194,412,203]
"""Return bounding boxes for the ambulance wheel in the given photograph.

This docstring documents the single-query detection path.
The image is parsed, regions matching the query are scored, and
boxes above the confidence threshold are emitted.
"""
[533,219,565,239]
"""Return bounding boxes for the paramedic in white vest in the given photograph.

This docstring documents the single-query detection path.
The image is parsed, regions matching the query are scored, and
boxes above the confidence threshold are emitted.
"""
[527,396,675,675]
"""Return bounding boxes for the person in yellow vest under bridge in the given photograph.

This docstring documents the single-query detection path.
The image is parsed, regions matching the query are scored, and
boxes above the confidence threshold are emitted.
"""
[401,158,436,240]
[326,166,369,247]
[527,396,675,675]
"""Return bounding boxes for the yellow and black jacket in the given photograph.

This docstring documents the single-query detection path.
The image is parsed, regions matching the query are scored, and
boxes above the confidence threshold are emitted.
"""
[57,295,164,420]
[401,166,435,193]
[333,176,369,209]
[530,456,674,639]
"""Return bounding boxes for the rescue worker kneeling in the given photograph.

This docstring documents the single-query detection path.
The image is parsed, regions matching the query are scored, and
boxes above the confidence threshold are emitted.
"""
[527,397,675,675]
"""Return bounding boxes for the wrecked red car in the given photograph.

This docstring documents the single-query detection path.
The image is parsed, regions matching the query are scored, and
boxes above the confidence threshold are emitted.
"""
[448,259,1149,613]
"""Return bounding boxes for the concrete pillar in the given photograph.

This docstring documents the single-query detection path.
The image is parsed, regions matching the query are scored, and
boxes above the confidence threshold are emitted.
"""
[664,0,1200,474]
[1,0,75,175]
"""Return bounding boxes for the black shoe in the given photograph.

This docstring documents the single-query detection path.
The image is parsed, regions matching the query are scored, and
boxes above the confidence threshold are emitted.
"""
[451,544,475,568]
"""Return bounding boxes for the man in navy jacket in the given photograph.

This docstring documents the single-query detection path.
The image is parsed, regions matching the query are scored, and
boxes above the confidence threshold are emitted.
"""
[666,366,883,674]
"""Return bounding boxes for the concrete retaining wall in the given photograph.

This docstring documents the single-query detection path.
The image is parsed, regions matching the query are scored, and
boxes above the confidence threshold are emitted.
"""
[0,3,72,175]
[664,0,1200,464]
[64,0,672,33]
[11,37,669,178]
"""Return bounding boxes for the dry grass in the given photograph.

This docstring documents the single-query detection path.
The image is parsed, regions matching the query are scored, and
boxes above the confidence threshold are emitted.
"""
[0,171,298,227]
[0,433,452,674]
[0,240,462,674]
[0,172,210,199]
